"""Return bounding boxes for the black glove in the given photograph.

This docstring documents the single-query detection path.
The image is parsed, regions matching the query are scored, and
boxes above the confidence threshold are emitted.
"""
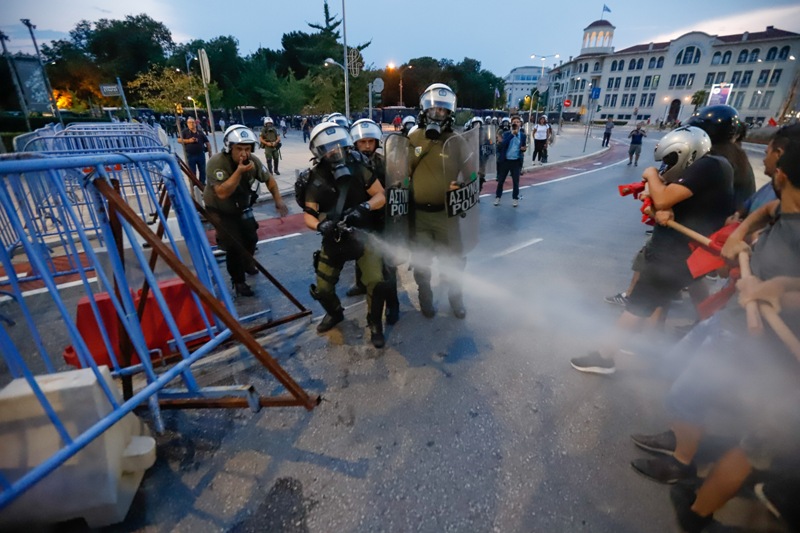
[342,203,371,229]
[316,219,336,238]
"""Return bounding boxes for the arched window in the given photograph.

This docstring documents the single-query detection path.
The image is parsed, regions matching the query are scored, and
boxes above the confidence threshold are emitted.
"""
[738,49,749,63]
[584,63,589,73]
[749,48,760,62]
[766,47,778,61]
[636,58,644,69]
[648,57,656,68]
[675,50,683,65]
[678,46,700,65]
[722,51,731,64]
[629,58,636,70]
[779,46,791,60]
[594,61,600,72]
[711,52,722,65]
[656,56,664,68]
[610,60,617,72]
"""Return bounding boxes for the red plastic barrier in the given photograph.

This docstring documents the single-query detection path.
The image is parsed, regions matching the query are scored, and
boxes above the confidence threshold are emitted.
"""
[63,278,213,368]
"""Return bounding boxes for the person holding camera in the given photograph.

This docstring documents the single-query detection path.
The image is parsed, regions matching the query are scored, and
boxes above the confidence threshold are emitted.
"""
[260,117,282,175]
[494,115,527,207]
[204,125,288,297]
[179,117,212,184]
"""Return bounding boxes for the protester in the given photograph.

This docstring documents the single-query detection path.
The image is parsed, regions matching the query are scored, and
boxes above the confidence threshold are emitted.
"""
[178,117,212,184]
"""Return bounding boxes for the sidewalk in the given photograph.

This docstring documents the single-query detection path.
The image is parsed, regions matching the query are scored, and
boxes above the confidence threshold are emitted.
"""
[168,123,610,199]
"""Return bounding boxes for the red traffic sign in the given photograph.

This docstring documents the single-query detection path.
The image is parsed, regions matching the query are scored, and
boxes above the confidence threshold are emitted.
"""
[563,99,572,108]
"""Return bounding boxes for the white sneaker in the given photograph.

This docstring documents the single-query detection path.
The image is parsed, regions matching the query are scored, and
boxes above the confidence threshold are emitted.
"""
[512,199,519,207]
[493,197,500,206]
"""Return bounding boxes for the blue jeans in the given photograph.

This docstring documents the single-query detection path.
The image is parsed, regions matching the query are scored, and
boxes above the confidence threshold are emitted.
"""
[495,158,522,200]
[187,153,207,184]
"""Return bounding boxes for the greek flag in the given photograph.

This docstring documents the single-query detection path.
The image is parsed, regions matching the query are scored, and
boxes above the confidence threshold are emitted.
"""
[603,4,611,12]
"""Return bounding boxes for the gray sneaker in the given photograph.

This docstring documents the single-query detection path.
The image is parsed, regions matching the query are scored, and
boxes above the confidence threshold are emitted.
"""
[570,351,616,374]
[604,292,628,306]
[493,197,500,206]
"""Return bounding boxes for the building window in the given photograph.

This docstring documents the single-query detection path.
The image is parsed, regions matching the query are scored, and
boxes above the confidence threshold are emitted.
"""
[648,57,656,69]
[749,92,761,108]
[705,72,715,88]
[711,52,722,65]
[639,93,648,107]
[737,49,749,63]
[647,93,655,107]
[577,95,583,106]
[749,48,760,62]
[757,69,769,86]
[687,74,694,88]
[584,63,589,73]
[656,56,664,68]
[731,71,741,86]
[594,62,601,72]
[669,74,677,88]
[610,60,617,72]
[636,58,644,70]
[715,72,725,84]
[675,50,683,64]
[604,94,610,106]
[632,76,640,88]
[625,76,632,88]
[741,71,752,87]
[732,91,745,109]
[766,47,778,61]
[621,94,628,107]
[580,79,586,90]
[722,51,731,64]
[677,46,701,65]
[610,94,618,107]
[614,77,621,89]
[761,91,774,109]
[779,46,791,60]
[607,78,614,89]
[652,75,660,88]
[627,59,634,70]
[643,75,652,88]
[770,69,782,86]
[676,73,688,88]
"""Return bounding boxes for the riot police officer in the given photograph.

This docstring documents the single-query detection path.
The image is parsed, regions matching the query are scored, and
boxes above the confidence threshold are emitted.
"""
[401,115,417,137]
[303,122,387,347]
[350,118,401,325]
[407,83,478,319]
[204,125,288,296]
[260,117,281,175]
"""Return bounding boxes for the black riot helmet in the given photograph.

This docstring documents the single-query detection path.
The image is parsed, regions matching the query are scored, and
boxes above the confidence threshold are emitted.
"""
[685,105,740,144]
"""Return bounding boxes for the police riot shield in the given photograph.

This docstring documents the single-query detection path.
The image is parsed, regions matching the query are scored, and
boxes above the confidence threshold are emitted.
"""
[382,133,412,265]
[481,124,498,182]
[441,127,480,254]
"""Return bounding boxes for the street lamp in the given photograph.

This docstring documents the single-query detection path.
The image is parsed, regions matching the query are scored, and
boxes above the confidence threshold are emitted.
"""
[529,53,559,123]
[187,96,199,123]
[388,63,413,106]
[324,57,350,119]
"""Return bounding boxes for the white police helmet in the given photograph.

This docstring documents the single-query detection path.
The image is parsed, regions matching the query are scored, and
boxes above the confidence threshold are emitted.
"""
[309,121,353,162]
[653,126,712,183]
[325,112,350,129]
[401,115,416,129]
[350,119,382,145]
[467,116,484,130]
[222,125,257,153]
[263,117,274,126]
[419,83,457,118]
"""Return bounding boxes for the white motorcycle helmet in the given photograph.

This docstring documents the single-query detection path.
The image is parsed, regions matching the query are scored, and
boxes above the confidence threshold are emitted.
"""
[309,121,354,179]
[350,119,382,144]
[222,125,257,153]
[419,83,456,139]
[653,126,712,183]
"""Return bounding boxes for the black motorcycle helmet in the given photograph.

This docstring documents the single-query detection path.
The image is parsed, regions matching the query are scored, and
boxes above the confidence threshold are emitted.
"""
[685,105,740,144]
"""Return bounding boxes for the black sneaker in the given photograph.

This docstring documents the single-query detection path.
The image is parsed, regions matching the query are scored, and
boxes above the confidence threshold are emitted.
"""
[630,430,676,456]
[755,479,800,528]
[316,311,344,333]
[570,351,616,374]
[604,292,628,306]
[631,456,697,484]
[670,482,715,533]
[233,282,255,297]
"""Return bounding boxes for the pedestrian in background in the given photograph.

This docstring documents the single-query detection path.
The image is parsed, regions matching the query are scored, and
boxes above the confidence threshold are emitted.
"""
[178,117,212,184]
[627,123,647,166]
[602,117,614,147]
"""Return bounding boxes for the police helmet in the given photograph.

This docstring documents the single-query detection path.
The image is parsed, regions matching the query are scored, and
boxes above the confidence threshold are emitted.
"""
[263,117,274,126]
[309,121,353,165]
[325,112,350,129]
[402,115,416,129]
[484,115,492,123]
[685,105,739,144]
[466,116,484,130]
[350,119,383,145]
[500,117,511,126]
[420,83,457,121]
[222,125,257,153]
[653,126,712,183]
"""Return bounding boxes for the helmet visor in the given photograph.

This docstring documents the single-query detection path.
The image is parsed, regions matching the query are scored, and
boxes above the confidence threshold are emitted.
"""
[420,87,456,112]
[426,107,451,122]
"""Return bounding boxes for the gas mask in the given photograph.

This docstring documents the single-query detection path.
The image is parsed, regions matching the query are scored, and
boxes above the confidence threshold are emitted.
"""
[324,146,351,180]
[425,107,450,139]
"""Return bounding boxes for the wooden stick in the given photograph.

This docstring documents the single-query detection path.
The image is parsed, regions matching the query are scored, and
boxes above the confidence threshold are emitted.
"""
[759,303,800,362]
[738,251,764,336]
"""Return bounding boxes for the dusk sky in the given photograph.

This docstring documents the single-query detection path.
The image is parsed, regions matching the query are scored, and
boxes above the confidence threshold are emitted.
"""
[3,0,800,77]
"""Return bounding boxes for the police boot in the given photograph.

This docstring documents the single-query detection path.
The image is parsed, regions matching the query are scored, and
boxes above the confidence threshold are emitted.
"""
[385,285,400,325]
[346,283,366,297]
[310,284,344,333]
[414,270,436,318]
[448,292,466,319]
[368,284,387,348]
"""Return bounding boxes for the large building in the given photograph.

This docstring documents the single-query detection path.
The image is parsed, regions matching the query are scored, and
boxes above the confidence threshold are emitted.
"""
[504,65,552,111]
[540,19,799,125]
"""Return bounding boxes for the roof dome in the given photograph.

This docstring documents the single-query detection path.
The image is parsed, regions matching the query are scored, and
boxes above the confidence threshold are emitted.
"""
[584,19,615,30]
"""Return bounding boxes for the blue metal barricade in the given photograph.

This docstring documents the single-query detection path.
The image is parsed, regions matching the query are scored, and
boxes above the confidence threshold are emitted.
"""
[0,151,317,514]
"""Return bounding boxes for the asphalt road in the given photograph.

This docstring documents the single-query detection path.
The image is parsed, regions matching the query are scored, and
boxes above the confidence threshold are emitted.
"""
[93,136,782,533]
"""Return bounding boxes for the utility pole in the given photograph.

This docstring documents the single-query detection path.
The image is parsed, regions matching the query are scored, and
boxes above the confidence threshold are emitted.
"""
[21,19,63,126]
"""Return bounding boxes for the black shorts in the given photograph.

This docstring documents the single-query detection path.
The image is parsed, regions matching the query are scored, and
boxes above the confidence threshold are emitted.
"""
[625,256,690,317]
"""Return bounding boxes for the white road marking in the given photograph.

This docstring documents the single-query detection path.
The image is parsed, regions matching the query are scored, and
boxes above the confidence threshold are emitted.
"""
[0,277,98,302]
[492,238,544,258]
[257,232,302,245]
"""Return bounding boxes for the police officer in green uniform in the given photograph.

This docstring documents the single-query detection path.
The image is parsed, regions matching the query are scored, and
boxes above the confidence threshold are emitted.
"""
[302,122,387,347]
[205,125,288,296]
[408,83,471,319]
[260,117,281,175]
[349,118,401,325]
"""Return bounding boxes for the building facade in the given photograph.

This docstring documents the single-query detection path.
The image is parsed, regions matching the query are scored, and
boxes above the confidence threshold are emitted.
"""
[543,20,799,125]
[504,65,552,112]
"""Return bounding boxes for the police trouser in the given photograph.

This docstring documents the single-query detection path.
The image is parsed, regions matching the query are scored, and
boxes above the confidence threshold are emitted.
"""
[210,210,258,285]
[313,239,383,318]
[411,209,466,298]
[264,149,280,173]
